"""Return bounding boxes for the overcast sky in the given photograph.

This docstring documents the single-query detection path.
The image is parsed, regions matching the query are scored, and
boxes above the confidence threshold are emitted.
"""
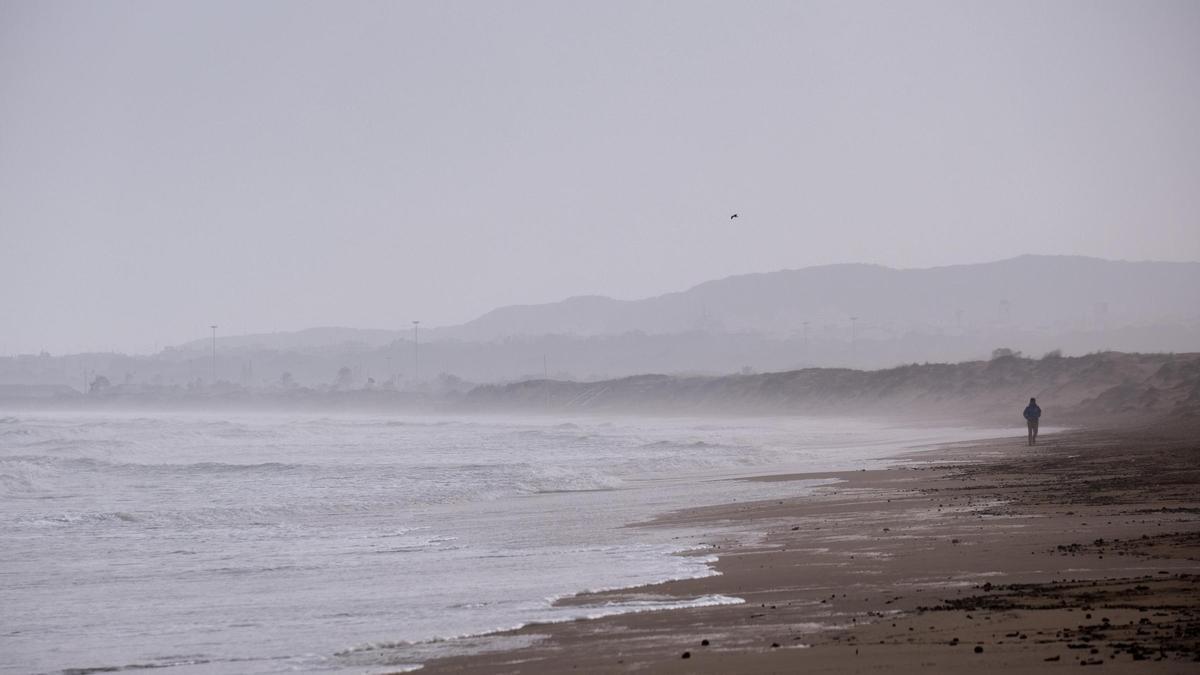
[2,1,1198,355]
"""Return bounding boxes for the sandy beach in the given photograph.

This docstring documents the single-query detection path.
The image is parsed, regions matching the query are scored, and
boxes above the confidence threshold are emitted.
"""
[420,423,1200,673]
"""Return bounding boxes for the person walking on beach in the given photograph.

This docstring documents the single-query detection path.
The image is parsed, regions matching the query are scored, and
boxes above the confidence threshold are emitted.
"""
[1023,397,1042,446]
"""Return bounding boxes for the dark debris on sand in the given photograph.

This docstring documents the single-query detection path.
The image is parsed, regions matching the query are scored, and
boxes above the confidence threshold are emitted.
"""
[925,574,1200,663]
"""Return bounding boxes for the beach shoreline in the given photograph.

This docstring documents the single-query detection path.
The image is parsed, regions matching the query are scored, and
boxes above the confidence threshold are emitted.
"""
[417,424,1200,673]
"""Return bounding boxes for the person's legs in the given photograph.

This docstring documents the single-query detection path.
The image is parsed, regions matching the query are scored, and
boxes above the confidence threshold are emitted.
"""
[1031,419,1039,445]
[1027,420,1034,445]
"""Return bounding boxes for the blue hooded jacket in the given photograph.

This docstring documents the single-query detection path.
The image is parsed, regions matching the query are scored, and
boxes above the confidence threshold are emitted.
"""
[1023,402,1041,420]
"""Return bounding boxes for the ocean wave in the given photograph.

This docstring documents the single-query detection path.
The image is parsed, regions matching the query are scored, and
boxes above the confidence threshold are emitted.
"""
[570,593,744,618]
[511,464,625,494]
[0,454,312,499]
[361,531,459,554]
[637,439,727,449]
[0,454,303,474]
[32,510,144,526]
[334,594,742,666]
[384,419,459,427]
[180,461,302,474]
[25,436,128,450]
[60,655,215,674]
[0,455,75,497]
[16,502,323,530]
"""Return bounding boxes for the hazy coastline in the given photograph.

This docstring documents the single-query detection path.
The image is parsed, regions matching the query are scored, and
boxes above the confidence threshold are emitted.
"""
[7,351,1198,432]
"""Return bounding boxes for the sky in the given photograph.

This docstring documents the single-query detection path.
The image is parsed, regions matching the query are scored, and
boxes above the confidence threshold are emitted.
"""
[2,0,1198,355]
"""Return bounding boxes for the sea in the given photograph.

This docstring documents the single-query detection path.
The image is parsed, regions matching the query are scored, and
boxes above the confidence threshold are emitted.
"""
[0,412,1006,673]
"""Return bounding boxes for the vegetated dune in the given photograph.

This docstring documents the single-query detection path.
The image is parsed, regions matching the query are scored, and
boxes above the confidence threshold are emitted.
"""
[464,351,1200,427]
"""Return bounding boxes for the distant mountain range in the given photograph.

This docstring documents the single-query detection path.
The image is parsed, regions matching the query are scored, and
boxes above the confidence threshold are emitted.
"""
[434,255,1199,342]
[21,255,1186,387]
[178,255,1199,352]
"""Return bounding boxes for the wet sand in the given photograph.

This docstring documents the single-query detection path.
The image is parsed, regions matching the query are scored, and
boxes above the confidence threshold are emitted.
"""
[419,426,1200,673]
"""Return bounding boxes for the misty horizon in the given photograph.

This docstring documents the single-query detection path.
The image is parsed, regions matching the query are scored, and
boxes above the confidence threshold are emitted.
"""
[5,252,1200,358]
[3,254,1197,395]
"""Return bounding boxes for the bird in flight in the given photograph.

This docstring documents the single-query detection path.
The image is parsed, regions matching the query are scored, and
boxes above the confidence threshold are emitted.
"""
[730,213,739,220]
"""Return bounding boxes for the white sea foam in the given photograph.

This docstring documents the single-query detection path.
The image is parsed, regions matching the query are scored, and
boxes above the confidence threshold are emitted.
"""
[0,411,1007,674]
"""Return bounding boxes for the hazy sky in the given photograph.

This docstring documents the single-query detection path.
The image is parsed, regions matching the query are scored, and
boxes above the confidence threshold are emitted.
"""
[2,1,1198,355]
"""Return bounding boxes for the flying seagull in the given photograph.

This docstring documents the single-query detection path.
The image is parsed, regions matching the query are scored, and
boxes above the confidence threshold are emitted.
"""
[730,213,738,220]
